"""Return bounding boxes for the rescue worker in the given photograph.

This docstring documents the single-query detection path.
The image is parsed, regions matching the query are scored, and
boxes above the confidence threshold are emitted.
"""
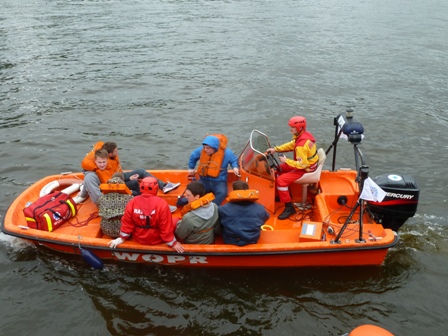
[108,177,184,253]
[266,116,318,220]
[187,134,239,205]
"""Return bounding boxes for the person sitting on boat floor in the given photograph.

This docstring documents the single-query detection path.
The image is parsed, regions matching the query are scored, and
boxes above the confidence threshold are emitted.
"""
[187,134,240,205]
[266,116,319,220]
[80,149,111,204]
[80,141,180,203]
[108,177,184,253]
[217,181,270,246]
[174,181,220,244]
[97,173,134,238]
[102,141,180,194]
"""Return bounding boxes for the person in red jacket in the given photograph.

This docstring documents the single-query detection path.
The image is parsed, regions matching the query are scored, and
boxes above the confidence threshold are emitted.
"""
[266,116,319,220]
[108,177,184,253]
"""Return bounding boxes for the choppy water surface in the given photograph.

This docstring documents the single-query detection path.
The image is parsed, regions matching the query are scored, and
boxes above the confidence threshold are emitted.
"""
[1,0,448,335]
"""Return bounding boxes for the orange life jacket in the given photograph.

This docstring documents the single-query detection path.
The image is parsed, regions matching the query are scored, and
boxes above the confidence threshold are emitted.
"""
[81,141,122,173]
[109,154,122,173]
[100,183,132,195]
[93,167,114,184]
[181,193,215,215]
[81,141,104,171]
[198,134,228,178]
[81,141,117,183]
[226,189,259,203]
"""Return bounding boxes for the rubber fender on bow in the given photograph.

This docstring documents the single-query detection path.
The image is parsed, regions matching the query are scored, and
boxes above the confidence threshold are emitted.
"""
[40,178,83,197]
[40,178,86,204]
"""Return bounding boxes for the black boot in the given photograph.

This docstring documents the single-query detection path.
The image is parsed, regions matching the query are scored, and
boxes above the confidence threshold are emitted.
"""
[278,202,296,220]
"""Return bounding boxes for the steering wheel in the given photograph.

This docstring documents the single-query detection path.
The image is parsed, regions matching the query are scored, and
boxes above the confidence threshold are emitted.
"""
[266,152,282,172]
[254,154,270,175]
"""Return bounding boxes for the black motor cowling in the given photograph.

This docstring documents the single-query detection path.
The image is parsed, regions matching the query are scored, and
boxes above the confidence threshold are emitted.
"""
[366,173,419,232]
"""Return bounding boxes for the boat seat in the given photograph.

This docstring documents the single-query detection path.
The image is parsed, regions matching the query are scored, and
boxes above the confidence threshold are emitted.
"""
[294,148,326,208]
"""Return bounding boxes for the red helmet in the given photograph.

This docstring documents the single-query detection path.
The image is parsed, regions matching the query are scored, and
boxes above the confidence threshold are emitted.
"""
[140,177,159,195]
[288,116,306,132]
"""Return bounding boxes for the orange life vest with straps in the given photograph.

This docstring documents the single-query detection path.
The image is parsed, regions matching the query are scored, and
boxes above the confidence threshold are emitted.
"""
[181,193,215,215]
[226,189,259,203]
[198,134,228,178]
[81,141,104,171]
[100,183,132,195]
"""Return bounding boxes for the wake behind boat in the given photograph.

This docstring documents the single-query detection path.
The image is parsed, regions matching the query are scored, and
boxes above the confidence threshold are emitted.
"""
[1,110,420,268]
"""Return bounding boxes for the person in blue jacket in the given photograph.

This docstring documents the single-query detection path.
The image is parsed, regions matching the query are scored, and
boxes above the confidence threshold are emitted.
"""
[188,134,240,205]
[217,181,270,246]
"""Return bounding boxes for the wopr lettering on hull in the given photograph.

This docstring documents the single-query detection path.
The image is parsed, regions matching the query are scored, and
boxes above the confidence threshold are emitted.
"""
[113,252,208,265]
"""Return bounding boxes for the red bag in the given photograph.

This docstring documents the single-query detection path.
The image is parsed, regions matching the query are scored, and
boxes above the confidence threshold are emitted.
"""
[23,192,77,231]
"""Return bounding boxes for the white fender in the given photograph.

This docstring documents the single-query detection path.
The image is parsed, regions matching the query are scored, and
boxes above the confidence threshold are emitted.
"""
[40,178,83,198]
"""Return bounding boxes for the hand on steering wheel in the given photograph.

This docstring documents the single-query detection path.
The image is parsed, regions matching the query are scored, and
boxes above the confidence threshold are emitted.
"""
[266,152,282,172]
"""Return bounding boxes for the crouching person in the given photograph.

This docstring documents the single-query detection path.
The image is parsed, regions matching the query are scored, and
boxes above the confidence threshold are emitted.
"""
[108,177,184,253]
[175,181,220,244]
[218,181,270,246]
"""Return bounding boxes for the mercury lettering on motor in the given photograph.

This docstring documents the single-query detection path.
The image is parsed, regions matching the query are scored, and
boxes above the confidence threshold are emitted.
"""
[386,193,415,199]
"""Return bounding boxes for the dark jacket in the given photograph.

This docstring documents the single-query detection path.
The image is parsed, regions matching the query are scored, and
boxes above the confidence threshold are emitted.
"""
[218,201,270,246]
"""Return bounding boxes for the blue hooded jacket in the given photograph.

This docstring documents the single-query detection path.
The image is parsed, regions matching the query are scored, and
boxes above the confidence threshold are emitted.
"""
[188,135,239,182]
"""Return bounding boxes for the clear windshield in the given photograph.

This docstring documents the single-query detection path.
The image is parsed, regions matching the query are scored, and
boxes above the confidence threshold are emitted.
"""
[250,130,271,153]
[239,130,273,180]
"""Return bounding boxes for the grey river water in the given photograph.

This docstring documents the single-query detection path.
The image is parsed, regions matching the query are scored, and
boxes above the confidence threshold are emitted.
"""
[1,0,448,335]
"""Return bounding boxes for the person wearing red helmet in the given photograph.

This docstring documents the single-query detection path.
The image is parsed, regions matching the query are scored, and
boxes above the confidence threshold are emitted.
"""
[266,116,319,220]
[108,177,184,252]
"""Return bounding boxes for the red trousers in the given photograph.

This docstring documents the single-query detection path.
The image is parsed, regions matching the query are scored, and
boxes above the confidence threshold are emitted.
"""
[276,164,306,203]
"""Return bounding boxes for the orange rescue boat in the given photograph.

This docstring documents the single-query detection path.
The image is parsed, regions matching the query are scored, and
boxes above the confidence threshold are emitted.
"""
[1,109,419,268]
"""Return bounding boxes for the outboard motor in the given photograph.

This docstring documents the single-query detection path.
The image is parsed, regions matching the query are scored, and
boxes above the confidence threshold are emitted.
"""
[366,173,419,231]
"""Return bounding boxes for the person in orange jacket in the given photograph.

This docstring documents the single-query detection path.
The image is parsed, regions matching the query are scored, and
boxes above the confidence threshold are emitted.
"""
[80,141,179,203]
